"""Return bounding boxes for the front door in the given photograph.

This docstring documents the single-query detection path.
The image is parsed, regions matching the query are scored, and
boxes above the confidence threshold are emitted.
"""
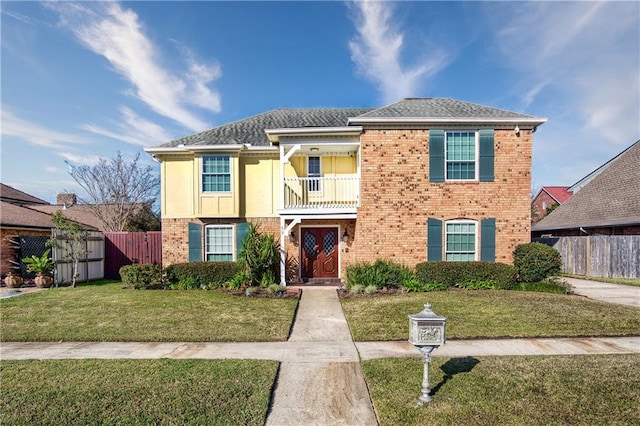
[301,227,338,279]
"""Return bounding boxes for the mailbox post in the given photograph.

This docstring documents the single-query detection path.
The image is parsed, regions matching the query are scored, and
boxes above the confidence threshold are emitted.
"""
[409,303,446,405]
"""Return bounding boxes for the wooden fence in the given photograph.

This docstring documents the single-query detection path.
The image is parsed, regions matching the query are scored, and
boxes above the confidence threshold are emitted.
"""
[104,232,162,279]
[52,230,105,284]
[534,235,640,278]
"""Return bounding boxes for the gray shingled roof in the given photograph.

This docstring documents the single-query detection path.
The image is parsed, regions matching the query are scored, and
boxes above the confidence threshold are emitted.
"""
[533,140,640,231]
[160,108,372,147]
[0,183,49,206]
[0,201,55,229]
[355,98,540,119]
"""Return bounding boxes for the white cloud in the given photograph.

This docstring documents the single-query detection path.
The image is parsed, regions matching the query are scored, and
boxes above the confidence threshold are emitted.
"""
[1,107,87,148]
[83,106,172,147]
[347,0,449,103]
[58,152,103,166]
[45,1,221,132]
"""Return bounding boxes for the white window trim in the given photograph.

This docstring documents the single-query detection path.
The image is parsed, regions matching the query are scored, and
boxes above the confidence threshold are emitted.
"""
[444,219,478,261]
[307,156,323,193]
[202,155,232,193]
[204,224,235,261]
[444,131,479,182]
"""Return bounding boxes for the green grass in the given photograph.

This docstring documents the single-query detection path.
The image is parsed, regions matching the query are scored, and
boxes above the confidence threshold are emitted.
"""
[564,274,640,287]
[363,354,640,426]
[0,283,297,342]
[1,359,277,425]
[341,290,640,341]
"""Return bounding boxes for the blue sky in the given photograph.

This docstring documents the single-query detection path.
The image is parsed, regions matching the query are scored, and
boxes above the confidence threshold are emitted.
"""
[2,1,639,203]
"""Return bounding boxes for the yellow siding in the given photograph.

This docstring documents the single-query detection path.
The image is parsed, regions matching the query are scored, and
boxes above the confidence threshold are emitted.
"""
[162,156,194,218]
[195,155,239,217]
[242,155,280,217]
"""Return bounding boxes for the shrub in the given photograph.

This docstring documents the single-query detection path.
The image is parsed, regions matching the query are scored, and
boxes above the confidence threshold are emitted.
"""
[403,278,449,292]
[238,223,280,286]
[120,264,163,290]
[349,284,365,294]
[345,260,413,289]
[227,271,251,290]
[266,283,285,294]
[415,261,517,290]
[164,262,241,289]
[364,284,378,294]
[513,242,562,282]
[169,277,199,290]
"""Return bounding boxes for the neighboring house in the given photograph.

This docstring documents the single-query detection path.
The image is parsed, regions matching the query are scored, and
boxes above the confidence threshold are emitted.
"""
[0,186,97,276]
[145,98,546,285]
[531,186,573,223]
[532,140,640,237]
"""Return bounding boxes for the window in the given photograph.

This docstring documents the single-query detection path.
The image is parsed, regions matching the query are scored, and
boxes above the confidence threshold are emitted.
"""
[202,156,231,192]
[307,156,322,192]
[205,225,234,261]
[446,131,477,180]
[445,220,477,261]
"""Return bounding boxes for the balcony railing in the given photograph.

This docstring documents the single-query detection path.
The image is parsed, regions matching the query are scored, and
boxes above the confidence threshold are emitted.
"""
[283,175,359,210]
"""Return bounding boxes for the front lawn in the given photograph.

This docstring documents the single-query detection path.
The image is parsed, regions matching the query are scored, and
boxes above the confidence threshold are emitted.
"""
[0,283,297,342]
[363,354,639,426]
[341,290,640,341]
[1,359,277,425]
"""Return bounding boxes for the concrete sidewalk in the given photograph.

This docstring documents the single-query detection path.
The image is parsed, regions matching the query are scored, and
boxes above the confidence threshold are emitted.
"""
[564,277,640,307]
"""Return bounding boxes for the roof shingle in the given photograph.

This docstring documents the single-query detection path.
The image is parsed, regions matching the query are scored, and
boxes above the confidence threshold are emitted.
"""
[533,141,640,231]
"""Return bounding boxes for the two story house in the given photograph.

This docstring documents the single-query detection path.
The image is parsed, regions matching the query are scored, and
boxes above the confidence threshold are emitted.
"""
[145,98,546,285]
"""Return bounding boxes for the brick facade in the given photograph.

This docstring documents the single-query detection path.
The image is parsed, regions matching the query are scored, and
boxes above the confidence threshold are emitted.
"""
[354,128,532,265]
[161,217,280,266]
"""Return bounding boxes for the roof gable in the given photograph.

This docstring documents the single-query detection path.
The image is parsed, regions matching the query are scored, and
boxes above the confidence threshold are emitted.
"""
[533,140,640,231]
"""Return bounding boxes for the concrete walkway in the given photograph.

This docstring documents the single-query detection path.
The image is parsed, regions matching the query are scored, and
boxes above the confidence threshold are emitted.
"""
[563,277,640,307]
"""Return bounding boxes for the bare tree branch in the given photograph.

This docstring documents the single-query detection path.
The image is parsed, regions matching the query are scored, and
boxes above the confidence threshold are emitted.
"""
[67,152,159,232]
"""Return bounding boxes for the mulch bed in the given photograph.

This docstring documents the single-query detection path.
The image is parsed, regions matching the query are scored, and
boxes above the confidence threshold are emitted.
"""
[216,287,301,299]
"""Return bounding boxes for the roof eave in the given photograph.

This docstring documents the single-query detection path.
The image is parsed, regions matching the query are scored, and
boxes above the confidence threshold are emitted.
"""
[533,218,640,232]
[265,126,363,143]
[144,144,246,155]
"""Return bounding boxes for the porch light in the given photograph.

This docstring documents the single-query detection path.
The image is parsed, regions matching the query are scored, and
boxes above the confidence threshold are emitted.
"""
[289,231,296,243]
[342,229,349,242]
[409,303,446,405]
[310,147,319,152]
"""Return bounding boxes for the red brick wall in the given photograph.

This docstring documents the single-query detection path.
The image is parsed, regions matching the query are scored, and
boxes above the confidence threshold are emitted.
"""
[531,190,558,223]
[355,128,532,265]
[1,228,51,276]
[161,217,280,266]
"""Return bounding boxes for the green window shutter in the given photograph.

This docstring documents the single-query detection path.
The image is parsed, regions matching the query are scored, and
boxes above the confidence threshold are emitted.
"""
[429,130,445,182]
[235,222,250,258]
[427,218,443,261]
[479,129,494,182]
[188,222,202,262]
[480,218,496,262]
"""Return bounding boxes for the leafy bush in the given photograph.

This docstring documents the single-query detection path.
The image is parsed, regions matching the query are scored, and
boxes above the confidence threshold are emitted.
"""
[349,284,364,294]
[345,260,413,289]
[164,262,241,289]
[364,284,378,294]
[415,261,517,290]
[169,277,199,290]
[513,242,562,282]
[238,223,280,286]
[402,278,450,292]
[120,264,163,289]
[227,271,251,290]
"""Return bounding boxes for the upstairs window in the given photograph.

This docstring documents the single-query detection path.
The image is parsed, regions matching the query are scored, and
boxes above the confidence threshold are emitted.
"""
[202,156,231,192]
[205,225,234,261]
[307,156,322,192]
[445,220,477,261]
[446,131,477,180]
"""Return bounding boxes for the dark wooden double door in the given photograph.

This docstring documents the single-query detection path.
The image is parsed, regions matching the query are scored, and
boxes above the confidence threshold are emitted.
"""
[301,227,338,279]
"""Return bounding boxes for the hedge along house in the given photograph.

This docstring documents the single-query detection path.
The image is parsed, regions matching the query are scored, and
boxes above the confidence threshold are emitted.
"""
[145,98,546,285]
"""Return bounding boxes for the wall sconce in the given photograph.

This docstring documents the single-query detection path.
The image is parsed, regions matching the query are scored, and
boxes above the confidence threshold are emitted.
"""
[342,229,349,242]
[289,231,296,243]
[514,125,520,136]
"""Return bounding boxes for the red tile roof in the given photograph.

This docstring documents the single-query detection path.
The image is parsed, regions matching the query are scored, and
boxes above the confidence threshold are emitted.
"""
[542,186,573,204]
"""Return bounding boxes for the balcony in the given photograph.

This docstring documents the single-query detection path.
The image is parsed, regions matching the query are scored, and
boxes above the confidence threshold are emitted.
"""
[282,175,359,212]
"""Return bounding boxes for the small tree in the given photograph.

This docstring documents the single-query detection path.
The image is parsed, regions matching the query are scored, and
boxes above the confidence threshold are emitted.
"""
[67,151,160,232]
[238,223,280,286]
[49,211,89,288]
